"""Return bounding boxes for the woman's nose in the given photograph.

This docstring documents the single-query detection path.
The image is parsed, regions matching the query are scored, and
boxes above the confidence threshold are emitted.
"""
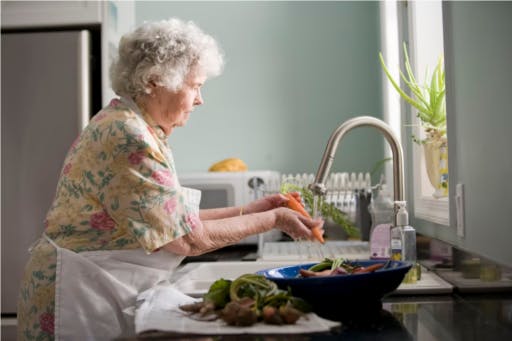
[194,89,204,105]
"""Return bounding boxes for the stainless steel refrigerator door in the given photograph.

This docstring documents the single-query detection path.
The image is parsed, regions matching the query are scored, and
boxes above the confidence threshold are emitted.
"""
[1,30,91,314]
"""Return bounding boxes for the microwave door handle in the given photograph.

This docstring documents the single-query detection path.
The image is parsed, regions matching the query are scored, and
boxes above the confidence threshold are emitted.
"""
[248,176,265,258]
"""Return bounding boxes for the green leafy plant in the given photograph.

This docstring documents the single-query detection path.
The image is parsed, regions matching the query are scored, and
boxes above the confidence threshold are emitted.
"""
[379,43,446,144]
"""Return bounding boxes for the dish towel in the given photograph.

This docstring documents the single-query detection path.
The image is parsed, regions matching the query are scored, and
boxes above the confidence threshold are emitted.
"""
[134,284,340,335]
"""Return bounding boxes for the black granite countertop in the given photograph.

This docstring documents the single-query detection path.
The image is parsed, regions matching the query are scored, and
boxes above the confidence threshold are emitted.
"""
[121,293,512,340]
[122,239,512,340]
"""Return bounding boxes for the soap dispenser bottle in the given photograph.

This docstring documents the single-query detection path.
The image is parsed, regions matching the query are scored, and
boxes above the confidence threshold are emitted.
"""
[369,182,394,259]
[393,201,418,283]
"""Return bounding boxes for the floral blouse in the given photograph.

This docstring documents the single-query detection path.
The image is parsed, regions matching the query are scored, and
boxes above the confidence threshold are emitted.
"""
[17,98,199,340]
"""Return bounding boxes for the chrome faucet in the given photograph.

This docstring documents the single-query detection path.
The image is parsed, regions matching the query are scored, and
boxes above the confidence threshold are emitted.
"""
[308,116,406,225]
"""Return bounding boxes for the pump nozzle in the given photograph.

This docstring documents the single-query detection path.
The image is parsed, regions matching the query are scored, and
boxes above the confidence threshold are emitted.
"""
[394,201,409,226]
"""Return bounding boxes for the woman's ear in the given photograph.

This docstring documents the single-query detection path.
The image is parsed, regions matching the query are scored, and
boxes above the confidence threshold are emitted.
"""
[148,79,158,89]
[147,79,159,97]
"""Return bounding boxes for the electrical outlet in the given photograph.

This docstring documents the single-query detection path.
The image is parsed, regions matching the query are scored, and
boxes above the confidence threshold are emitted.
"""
[455,183,465,237]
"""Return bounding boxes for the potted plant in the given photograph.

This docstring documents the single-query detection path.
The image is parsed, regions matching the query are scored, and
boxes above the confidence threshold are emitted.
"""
[379,43,448,198]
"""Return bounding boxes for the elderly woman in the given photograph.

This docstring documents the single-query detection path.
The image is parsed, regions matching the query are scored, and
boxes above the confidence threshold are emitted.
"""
[17,18,322,340]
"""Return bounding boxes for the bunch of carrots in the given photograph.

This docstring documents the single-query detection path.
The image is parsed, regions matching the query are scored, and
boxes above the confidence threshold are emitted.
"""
[284,193,325,244]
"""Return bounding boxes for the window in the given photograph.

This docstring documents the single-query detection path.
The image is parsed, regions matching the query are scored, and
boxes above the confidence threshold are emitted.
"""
[381,0,449,225]
[408,0,449,225]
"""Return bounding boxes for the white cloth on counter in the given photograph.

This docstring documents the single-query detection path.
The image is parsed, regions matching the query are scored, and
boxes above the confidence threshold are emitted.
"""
[134,284,340,335]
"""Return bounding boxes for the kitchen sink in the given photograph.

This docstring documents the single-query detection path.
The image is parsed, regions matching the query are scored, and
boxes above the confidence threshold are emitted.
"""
[170,261,299,297]
[169,260,454,297]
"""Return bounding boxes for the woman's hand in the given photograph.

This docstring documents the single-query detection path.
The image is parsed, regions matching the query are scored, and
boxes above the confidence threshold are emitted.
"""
[242,192,302,215]
[274,207,324,241]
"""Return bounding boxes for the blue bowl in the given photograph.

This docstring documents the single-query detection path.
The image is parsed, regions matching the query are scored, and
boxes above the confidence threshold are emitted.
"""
[256,260,412,319]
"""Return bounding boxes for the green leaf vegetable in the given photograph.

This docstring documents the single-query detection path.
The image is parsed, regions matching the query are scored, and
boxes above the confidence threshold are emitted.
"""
[280,183,360,239]
[379,43,446,144]
[229,273,278,308]
[203,278,232,309]
[180,274,311,326]
[303,257,390,276]
[307,257,355,272]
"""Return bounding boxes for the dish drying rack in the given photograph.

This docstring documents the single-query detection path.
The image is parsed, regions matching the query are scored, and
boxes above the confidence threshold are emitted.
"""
[259,240,370,261]
[252,171,372,223]
[250,172,374,260]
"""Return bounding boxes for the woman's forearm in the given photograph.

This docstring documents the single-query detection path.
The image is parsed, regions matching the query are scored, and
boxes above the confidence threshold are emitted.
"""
[199,206,242,220]
[164,210,277,256]
[199,192,290,220]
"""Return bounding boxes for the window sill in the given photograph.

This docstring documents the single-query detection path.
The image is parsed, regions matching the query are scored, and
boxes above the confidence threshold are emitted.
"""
[414,195,450,226]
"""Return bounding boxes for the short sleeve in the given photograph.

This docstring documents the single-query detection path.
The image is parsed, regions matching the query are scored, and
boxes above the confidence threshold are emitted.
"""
[93,114,199,253]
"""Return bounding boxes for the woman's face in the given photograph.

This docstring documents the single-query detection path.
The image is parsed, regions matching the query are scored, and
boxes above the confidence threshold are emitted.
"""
[146,71,207,135]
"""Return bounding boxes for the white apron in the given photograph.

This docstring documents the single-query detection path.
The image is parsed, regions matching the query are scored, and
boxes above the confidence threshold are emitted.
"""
[43,97,201,340]
[43,186,201,341]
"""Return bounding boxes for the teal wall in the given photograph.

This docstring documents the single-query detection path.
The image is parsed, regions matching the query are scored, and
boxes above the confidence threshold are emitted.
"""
[135,1,384,175]
[412,2,512,266]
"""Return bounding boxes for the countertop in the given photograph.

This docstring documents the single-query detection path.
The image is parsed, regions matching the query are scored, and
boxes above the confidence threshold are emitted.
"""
[121,293,512,340]
[120,243,512,340]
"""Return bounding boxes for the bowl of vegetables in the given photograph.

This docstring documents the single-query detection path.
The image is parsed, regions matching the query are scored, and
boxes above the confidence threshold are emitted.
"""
[256,258,412,319]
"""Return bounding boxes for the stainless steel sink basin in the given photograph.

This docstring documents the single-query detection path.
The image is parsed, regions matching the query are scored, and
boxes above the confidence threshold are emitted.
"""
[169,260,454,297]
[170,261,299,297]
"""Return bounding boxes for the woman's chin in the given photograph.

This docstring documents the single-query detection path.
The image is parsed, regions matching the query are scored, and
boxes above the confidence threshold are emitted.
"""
[175,120,189,128]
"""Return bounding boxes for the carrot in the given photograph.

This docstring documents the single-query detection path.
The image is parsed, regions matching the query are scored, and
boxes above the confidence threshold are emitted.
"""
[285,193,325,244]
[352,263,385,274]
[285,193,311,218]
[310,227,325,244]
[299,268,332,277]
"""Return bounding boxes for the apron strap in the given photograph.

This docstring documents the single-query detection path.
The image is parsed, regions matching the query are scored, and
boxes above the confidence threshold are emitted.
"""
[42,233,60,249]
[28,233,58,253]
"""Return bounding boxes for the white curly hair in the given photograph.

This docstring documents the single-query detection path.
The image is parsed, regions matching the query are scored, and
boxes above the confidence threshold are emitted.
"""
[110,18,224,98]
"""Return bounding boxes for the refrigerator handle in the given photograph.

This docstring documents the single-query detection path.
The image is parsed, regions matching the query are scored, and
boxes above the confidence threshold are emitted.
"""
[77,30,91,131]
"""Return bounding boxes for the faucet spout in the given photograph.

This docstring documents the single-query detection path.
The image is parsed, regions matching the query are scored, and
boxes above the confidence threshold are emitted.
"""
[309,115,405,204]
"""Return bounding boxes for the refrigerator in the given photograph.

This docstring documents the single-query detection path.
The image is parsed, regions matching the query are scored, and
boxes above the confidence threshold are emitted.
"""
[1,29,102,331]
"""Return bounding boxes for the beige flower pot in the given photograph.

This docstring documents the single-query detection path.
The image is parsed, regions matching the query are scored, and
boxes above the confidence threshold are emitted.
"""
[423,137,448,198]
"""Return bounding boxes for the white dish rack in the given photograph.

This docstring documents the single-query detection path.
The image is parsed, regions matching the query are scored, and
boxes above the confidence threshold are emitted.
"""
[255,171,372,240]
[263,172,372,193]
[252,172,374,257]
[259,241,370,261]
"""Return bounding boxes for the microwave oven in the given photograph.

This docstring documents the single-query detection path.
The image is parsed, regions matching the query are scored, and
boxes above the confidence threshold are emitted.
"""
[178,170,282,244]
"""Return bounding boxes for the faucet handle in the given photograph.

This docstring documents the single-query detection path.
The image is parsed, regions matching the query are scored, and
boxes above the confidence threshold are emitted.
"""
[309,182,327,196]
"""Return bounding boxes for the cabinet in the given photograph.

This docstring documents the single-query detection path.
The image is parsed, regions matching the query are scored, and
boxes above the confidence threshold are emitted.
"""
[1,1,103,27]
[1,0,135,105]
